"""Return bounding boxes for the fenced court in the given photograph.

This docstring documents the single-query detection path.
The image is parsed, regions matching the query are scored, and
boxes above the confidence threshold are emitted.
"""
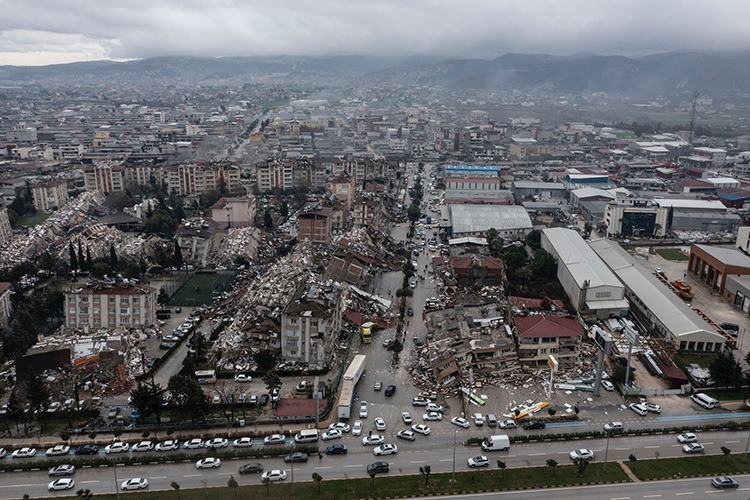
[169,271,235,306]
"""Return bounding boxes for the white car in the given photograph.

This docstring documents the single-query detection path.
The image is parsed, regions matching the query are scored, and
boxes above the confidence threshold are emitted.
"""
[473,413,484,426]
[204,438,229,449]
[0,447,5,458]
[426,403,444,413]
[183,438,204,449]
[451,416,470,428]
[373,444,398,456]
[359,401,369,418]
[411,424,431,435]
[498,419,517,429]
[570,448,595,461]
[401,412,413,424]
[604,421,624,432]
[629,403,648,416]
[261,469,287,482]
[46,444,70,457]
[423,412,442,421]
[48,464,76,476]
[397,429,416,441]
[374,417,386,431]
[48,478,75,491]
[678,432,698,443]
[643,402,661,414]
[321,429,342,441]
[12,447,37,458]
[468,455,489,468]
[412,397,431,406]
[121,477,149,490]
[234,374,252,383]
[263,434,286,445]
[196,457,221,469]
[105,442,129,454]
[47,401,62,413]
[131,441,154,452]
[361,434,385,446]
[233,437,254,448]
[601,380,615,391]
[328,422,351,433]
[683,442,705,454]
[352,420,363,436]
[155,440,180,451]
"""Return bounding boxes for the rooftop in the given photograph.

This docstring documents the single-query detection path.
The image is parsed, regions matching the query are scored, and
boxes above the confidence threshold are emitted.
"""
[515,314,583,339]
[693,244,750,269]
[542,228,623,290]
[449,204,532,234]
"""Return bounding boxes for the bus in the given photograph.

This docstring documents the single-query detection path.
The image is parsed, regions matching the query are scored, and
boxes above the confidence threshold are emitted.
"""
[195,369,217,384]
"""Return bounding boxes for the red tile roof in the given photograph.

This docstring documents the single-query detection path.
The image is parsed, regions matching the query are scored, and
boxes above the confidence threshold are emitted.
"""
[515,314,583,339]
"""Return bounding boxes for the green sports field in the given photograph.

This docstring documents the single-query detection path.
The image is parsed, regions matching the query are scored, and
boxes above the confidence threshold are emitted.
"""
[656,248,689,261]
[170,272,235,306]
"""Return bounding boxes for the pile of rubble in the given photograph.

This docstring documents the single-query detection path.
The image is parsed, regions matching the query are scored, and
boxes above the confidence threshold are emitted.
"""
[212,226,261,263]
[0,191,103,266]
[68,223,150,263]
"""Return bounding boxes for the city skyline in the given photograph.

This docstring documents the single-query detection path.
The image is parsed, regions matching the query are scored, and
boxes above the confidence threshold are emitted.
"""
[2,0,750,66]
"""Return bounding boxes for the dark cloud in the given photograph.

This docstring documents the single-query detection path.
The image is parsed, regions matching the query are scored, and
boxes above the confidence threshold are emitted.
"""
[1,0,749,65]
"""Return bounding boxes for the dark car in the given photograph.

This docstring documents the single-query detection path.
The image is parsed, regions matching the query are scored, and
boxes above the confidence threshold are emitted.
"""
[74,445,99,455]
[258,394,269,406]
[325,444,348,455]
[239,463,263,475]
[384,385,396,397]
[159,342,176,350]
[712,476,739,489]
[367,461,390,474]
[406,306,414,316]
[522,421,546,430]
[283,452,308,463]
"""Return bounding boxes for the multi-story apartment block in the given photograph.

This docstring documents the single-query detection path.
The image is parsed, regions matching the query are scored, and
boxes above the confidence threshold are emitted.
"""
[0,208,13,245]
[65,283,156,331]
[0,282,12,328]
[30,179,69,212]
[298,208,333,243]
[280,281,344,366]
[210,197,256,229]
[83,163,125,193]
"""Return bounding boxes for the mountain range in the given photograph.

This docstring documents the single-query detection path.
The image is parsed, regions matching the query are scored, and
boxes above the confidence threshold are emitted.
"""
[2,51,750,102]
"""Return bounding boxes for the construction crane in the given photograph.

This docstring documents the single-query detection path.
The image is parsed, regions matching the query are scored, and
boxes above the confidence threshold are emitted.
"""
[687,91,700,144]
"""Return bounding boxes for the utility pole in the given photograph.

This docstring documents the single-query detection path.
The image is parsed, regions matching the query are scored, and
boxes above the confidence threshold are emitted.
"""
[688,91,700,145]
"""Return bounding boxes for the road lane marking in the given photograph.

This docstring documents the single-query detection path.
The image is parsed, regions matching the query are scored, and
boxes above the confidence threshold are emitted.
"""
[0,484,36,488]
[182,474,201,477]
[81,480,100,484]
[528,453,546,456]
[611,497,630,500]
[344,464,362,468]
[439,459,452,462]
[217,472,232,475]
[314,466,332,470]
[614,447,631,450]
[644,445,659,449]
[150,476,167,479]
[409,460,426,464]
[725,440,740,444]
[643,496,662,498]
[675,492,694,496]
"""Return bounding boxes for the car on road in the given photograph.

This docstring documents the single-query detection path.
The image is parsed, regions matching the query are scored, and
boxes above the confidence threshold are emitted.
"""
[643,402,661,414]
[183,438,204,449]
[425,403,444,413]
[570,449,595,461]
[683,443,705,454]
[105,442,129,454]
[600,379,615,391]
[712,476,739,489]
[397,429,416,441]
[258,394,269,405]
[498,419,517,429]
[232,437,254,448]
[374,417,386,431]
[407,306,414,316]
[522,421,545,430]
[155,440,180,452]
[629,403,648,416]
[48,478,75,491]
[261,469,287,482]
[159,342,176,350]
[373,444,398,456]
[367,461,390,474]
[196,457,221,469]
[720,322,739,333]
[359,401,369,418]
[451,416,470,428]
[234,374,252,383]
[361,434,385,446]
[283,452,309,463]
[373,380,383,391]
[412,396,431,406]
[328,422,351,433]
[46,444,70,456]
[270,388,280,402]
[48,464,76,476]
[74,445,98,455]
[473,413,484,426]
[325,444,348,455]
[205,438,229,449]
[121,478,149,491]
[12,447,36,458]
[604,421,624,432]
[423,412,442,421]
[385,385,396,397]
[263,434,286,445]
[411,424,431,435]
[107,407,121,419]
[467,456,489,468]
[131,441,154,452]
[0,447,6,458]
[239,463,263,474]
[677,432,698,443]
[352,420,363,436]
[401,412,412,424]
[321,429,342,441]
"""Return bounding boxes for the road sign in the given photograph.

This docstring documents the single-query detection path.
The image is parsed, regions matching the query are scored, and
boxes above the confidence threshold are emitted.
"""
[548,354,559,372]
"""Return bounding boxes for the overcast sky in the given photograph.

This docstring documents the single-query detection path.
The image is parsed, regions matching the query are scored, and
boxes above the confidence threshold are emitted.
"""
[2,0,749,66]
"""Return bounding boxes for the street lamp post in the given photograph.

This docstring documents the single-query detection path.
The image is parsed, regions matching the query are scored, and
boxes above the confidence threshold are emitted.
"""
[112,458,121,500]
[290,442,295,493]
[745,430,750,456]
[603,429,611,472]
[451,428,457,484]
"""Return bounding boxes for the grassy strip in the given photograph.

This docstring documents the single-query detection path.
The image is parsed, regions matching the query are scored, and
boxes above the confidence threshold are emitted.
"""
[53,462,630,500]
[628,453,750,481]
[18,212,49,227]
[655,248,689,261]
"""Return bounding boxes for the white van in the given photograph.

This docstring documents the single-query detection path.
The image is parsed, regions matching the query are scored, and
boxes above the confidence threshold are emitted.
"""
[294,429,319,443]
[691,392,720,409]
[481,434,510,451]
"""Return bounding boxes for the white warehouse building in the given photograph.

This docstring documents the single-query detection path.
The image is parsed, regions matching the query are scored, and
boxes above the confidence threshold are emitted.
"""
[541,228,629,319]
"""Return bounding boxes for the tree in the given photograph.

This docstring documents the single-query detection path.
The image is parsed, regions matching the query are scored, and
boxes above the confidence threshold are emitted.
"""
[263,210,273,229]
[709,349,743,388]
[368,468,377,490]
[546,458,558,476]
[227,475,238,497]
[76,489,93,500]
[531,249,557,279]
[263,371,282,392]
[721,446,731,464]
[254,350,277,373]
[311,472,322,493]
[172,240,183,271]
[171,480,181,500]
[69,242,78,271]
[77,241,85,270]
[130,382,164,423]
[109,243,118,270]
[419,464,431,484]
[85,246,93,271]
[262,476,270,496]
[280,201,289,217]
[167,374,209,421]
[158,288,171,308]
[575,458,588,476]
[497,460,506,476]
[407,204,421,225]
[526,229,542,250]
